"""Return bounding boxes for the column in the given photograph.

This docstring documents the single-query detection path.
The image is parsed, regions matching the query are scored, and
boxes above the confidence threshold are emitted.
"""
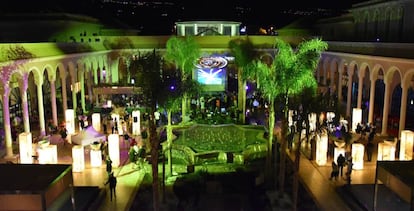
[80,69,86,113]
[368,79,376,125]
[70,73,77,117]
[87,71,93,108]
[357,74,363,109]
[337,72,343,102]
[399,84,408,138]
[346,73,353,118]
[19,74,30,133]
[381,81,391,135]
[61,74,68,118]
[50,80,58,127]
[36,83,46,136]
[2,85,13,157]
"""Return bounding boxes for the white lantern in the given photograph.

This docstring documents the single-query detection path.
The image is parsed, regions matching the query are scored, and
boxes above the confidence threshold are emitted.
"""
[352,108,362,133]
[108,134,120,167]
[351,143,364,170]
[316,133,328,166]
[65,109,75,135]
[72,145,85,172]
[400,130,414,160]
[90,149,102,167]
[92,113,101,132]
[19,132,32,164]
[132,110,141,136]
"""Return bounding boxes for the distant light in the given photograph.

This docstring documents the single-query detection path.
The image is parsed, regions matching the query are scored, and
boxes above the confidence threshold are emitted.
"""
[170,85,175,90]
[131,79,135,84]
[411,99,413,105]
[245,85,249,90]
[240,26,246,33]
[376,38,380,42]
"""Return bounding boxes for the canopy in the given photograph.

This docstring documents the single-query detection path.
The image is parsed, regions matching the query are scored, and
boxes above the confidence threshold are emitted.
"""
[71,126,106,146]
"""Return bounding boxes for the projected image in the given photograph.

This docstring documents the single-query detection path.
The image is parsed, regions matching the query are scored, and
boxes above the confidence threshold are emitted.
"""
[195,56,227,85]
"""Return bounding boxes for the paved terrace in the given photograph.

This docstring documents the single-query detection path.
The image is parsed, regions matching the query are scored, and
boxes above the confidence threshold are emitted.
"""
[0,132,409,210]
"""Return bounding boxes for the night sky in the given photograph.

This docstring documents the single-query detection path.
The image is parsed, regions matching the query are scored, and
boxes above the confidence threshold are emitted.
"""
[1,0,371,35]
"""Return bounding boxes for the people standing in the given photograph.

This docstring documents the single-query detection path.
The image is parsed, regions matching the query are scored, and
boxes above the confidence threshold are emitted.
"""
[346,157,353,184]
[105,172,117,201]
[329,161,339,180]
[337,153,346,177]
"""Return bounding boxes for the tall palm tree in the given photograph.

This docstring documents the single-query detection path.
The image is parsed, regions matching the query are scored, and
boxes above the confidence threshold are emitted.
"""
[254,38,327,204]
[228,37,256,124]
[164,36,201,123]
[131,50,164,211]
[158,79,202,176]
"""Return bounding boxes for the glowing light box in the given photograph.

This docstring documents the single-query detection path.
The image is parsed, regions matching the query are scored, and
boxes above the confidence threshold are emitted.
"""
[400,130,414,160]
[352,108,362,133]
[132,110,141,136]
[65,109,75,135]
[92,113,101,132]
[352,143,364,170]
[19,132,32,164]
[72,145,85,172]
[315,133,328,166]
[108,134,120,167]
[378,142,396,161]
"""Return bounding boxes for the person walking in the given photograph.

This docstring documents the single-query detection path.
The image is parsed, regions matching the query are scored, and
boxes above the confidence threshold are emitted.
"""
[105,172,117,201]
[346,157,353,185]
[329,161,339,180]
[337,153,346,177]
[106,157,112,175]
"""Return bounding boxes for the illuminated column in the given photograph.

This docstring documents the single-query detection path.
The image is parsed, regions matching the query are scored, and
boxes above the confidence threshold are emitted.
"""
[357,75,364,109]
[66,109,75,135]
[19,74,30,133]
[399,84,408,138]
[316,134,328,166]
[337,72,343,102]
[2,85,14,158]
[381,82,391,135]
[90,149,102,167]
[377,142,396,161]
[351,143,364,170]
[308,113,317,132]
[132,110,141,136]
[288,110,294,127]
[352,108,362,133]
[92,113,101,132]
[61,74,68,115]
[19,132,33,164]
[80,69,86,113]
[108,134,120,167]
[49,80,58,127]
[72,145,85,172]
[36,83,46,136]
[368,80,376,125]
[346,72,353,117]
[400,130,413,160]
[70,72,77,124]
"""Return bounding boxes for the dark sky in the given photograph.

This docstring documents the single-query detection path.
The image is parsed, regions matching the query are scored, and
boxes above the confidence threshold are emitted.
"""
[1,0,371,34]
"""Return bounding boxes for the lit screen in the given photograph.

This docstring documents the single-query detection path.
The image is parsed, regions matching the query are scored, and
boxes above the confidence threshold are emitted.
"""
[195,56,228,91]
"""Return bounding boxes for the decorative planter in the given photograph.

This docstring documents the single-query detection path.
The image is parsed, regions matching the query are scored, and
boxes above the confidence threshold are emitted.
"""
[38,140,50,149]
[90,142,101,151]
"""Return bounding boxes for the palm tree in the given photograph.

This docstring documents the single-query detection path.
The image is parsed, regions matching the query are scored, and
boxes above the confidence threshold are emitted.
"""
[158,79,202,176]
[164,36,201,123]
[254,38,327,207]
[228,37,257,124]
[130,50,164,211]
